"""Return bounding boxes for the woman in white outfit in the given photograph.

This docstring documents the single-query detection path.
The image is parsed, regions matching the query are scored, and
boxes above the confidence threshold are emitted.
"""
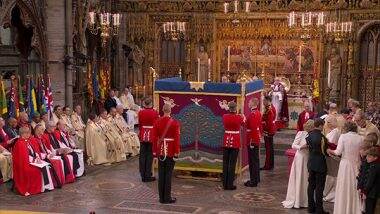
[282,120,314,208]
[323,116,341,202]
[327,121,363,214]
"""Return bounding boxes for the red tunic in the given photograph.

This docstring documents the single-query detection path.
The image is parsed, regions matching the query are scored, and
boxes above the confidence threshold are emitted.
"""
[297,110,315,131]
[246,108,262,147]
[138,108,159,143]
[263,105,276,135]
[12,138,43,196]
[152,116,180,158]
[222,113,245,149]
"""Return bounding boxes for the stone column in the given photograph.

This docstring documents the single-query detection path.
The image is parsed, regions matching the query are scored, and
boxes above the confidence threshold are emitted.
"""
[64,0,73,107]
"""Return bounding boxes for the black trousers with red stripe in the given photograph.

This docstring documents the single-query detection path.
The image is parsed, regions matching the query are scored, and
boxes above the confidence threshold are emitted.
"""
[263,135,274,169]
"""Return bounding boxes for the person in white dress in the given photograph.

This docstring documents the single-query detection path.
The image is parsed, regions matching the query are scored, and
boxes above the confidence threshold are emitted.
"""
[323,116,341,202]
[282,120,314,208]
[327,121,363,214]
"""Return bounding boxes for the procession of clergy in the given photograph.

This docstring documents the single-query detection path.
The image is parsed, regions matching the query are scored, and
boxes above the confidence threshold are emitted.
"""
[1,85,380,212]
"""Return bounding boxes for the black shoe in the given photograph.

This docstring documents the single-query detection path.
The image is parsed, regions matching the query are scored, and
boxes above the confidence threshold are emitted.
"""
[225,185,236,190]
[161,198,177,204]
[244,181,257,187]
[146,177,156,182]
[308,208,316,213]
[320,211,329,214]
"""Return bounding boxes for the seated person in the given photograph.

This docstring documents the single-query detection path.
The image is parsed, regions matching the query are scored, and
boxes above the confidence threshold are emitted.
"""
[32,124,65,188]
[0,144,12,182]
[12,126,54,196]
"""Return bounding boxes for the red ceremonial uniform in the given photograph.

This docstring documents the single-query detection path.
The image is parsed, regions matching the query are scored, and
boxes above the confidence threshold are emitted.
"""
[222,113,245,149]
[246,108,262,147]
[297,110,315,131]
[263,105,276,135]
[0,128,10,150]
[152,116,180,158]
[12,138,43,196]
[138,108,159,143]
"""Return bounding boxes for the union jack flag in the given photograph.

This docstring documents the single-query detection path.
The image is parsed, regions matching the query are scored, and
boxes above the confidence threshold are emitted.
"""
[44,75,54,119]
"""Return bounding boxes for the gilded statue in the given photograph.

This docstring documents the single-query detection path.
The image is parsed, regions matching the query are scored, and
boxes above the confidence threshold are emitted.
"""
[197,45,209,82]
[129,44,145,85]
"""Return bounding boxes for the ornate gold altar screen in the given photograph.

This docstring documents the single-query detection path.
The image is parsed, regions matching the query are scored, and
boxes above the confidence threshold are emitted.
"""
[118,1,380,108]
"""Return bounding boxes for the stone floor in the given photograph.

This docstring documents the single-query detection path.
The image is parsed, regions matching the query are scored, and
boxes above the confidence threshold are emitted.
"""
[0,132,334,214]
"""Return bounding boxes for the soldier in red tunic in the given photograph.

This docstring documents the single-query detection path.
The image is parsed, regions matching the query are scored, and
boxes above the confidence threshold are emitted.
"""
[222,101,245,190]
[138,97,159,182]
[261,95,277,170]
[153,103,180,204]
[244,98,262,187]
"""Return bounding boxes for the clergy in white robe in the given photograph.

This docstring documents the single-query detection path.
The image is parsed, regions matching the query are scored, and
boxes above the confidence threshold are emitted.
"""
[327,121,363,214]
[323,117,341,202]
[71,105,86,150]
[119,88,140,126]
[85,114,110,165]
[50,105,63,126]
[0,145,12,182]
[355,111,380,145]
[282,120,314,208]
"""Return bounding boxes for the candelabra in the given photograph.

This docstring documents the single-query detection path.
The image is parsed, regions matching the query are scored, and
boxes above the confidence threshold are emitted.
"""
[223,1,251,26]
[288,11,325,39]
[325,10,353,41]
[88,11,121,39]
[162,22,186,41]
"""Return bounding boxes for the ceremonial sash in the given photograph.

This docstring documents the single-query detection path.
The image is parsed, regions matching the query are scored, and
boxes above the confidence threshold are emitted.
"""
[158,119,173,161]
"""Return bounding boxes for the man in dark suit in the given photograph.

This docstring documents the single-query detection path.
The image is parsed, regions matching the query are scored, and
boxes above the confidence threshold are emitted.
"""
[306,118,329,214]
[104,89,117,112]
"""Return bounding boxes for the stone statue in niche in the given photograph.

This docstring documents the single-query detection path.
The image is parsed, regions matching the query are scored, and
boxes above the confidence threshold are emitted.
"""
[196,45,209,82]
[328,47,342,98]
[129,44,145,85]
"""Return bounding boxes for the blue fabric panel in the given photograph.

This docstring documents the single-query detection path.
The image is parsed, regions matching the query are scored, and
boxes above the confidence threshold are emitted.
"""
[245,80,264,94]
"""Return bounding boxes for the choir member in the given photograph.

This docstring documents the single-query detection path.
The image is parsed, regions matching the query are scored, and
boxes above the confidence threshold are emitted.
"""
[40,112,48,130]
[51,105,63,125]
[61,106,74,130]
[297,103,315,131]
[153,103,180,204]
[55,120,85,177]
[138,97,159,182]
[42,121,76,183]
[222,101,245,190]
[244,98,262,187]
[12,126,54,196]
[327,121,363,214]
[32,124,65,187]
[31,113,41,130]
[261,96,277,170]
[96,110,126,162]
[18,112,31,129]
[85,114,111,165]
[282,120,314,208]
[71,105,86,150]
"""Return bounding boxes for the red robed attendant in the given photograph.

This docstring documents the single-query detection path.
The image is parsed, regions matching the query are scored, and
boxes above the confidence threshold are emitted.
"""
[297,103,315,131]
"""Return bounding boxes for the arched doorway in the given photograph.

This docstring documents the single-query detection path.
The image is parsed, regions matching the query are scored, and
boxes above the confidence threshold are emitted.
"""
[358,23,380,109]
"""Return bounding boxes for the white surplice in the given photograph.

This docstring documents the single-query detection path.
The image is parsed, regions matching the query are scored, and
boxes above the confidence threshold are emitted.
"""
[282,131,309,208]
[332,132,363,214]
[324,128,341,202]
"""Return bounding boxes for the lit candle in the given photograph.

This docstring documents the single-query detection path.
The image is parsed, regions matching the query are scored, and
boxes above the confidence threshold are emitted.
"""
[298,44,302,73]
[327,60,331,88]
[301,13,305,27]
[234,0,238,13]
[208,58,211,81]
[227,46,231,72]
[348,22,352,32]
[224,2,229,14]
[308,12,312,25]
[245,2,250,13]
[163,23,166,33]
[89,12,95,25]
[333,22,337,32]
[197,58,201,82]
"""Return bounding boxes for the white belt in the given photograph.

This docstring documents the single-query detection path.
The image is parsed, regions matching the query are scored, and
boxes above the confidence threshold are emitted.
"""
[225,131,240,134]
[160,138,174,161]
[164,138,174,141]
[247,129,251,132]
[142,126,153,129]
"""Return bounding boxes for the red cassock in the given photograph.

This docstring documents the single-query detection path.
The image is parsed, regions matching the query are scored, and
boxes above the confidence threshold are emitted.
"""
[297,110,315,131]
[0,128,10,150]
[138,108,159,143]
[12,138,43,196]
[152,116,180,158]
[41,132,76,183]
[246,108,262,147]
[222,113,245,149]
[30,136,65,187]
[263,106,276,135]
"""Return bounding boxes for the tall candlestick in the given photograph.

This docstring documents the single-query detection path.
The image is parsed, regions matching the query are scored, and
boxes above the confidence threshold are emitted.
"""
[298,44,302,73]
[234,0,238,13]
[224,2,228,14]
[245,2,250,13]
[327,60,331,88]
[197,58,200,82]
[208,58,211,81]
[227,46,231,72]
